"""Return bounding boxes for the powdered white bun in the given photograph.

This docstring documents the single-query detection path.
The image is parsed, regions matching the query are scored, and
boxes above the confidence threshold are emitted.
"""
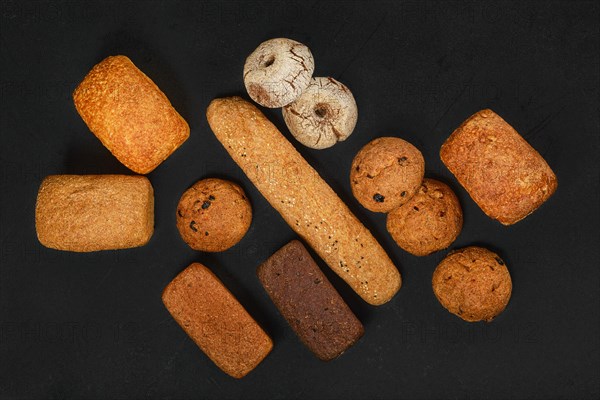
[243,38,314,108]
[283,77,357,149]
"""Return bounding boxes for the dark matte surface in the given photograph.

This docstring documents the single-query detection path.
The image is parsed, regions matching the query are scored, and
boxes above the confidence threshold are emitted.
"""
[0,1,598,399]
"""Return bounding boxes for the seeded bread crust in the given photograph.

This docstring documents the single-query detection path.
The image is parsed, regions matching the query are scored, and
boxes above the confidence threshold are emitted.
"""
[257,240,364,361]
[162,263,273,379]
[35,174,154,252]
[440,109,557,225]
[176,178,252,252]
[73,55,189,174]
[432,246,512,322]
[206,97,401,306]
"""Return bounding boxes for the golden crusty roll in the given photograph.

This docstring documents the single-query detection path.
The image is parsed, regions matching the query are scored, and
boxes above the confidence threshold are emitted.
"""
[207,97,401,305]
[440,109,557,225]
[73,55,189,174]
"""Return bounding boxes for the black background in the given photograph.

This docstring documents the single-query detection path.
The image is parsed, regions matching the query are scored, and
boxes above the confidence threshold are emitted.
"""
[1,1,599,399]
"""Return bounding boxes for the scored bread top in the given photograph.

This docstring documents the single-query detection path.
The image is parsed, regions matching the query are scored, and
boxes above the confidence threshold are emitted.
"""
[73,55,189,174]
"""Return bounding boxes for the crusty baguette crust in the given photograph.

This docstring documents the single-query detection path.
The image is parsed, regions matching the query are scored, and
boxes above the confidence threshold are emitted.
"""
[440,109,557,225]
[206,97,401,305]
[73,55,189,174]
[162,263,273,379]
[35,175,154,252]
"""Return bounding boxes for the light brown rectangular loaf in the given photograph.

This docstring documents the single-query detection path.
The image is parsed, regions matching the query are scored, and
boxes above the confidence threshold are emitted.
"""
[440,109,557,225]
[73,55,189,174]
[162,263,273,379]
[35,175,154,252]
[206,97,401,306]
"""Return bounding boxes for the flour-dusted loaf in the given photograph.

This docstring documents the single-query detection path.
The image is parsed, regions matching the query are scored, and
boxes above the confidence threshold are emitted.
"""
[73,55,189,174]
[162,263,273,379]
[440,109,557,225]
[207,97,401,306]
[35,175,154,252]
[257,240,364,361]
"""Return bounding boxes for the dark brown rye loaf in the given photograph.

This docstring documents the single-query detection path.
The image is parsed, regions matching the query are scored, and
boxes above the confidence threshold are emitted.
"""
[257,240,364,361]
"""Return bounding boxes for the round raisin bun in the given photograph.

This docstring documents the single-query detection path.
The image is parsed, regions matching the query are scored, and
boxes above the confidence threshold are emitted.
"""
[176,178,252,252]
[350,137,425,213]
[387,179,463,256]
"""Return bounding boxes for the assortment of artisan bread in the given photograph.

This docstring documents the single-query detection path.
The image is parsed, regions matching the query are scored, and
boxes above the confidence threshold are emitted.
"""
[34,38,557,378]
[207,96,401,306]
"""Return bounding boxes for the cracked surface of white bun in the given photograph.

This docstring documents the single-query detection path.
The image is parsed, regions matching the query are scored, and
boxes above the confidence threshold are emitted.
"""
[283,77,358,149]
[243,38,314,108]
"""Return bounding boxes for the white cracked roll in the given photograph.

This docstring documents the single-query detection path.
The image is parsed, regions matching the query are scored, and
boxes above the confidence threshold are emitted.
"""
[243,38,314,108]
[283,77,358,149]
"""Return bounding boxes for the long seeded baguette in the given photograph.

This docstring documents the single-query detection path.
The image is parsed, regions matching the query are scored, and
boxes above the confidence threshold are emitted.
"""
[206,97,401,305]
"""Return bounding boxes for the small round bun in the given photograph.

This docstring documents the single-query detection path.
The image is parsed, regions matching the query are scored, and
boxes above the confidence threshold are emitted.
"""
[432,246,512,322]
[350,137,425,213]
[243,38,314,108]
[387,179,463,256]
[282,77,358,149]
[176,178,252,252]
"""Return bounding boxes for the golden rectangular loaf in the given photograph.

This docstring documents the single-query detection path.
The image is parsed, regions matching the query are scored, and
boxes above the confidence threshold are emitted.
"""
[206,97,401,306]
[35,175,154,252]
[73,55,189,174]
[162,263,273,379]
[440,109,557,225]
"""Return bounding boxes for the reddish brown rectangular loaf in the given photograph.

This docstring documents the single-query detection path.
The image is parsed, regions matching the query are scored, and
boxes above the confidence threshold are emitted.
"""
[162,263,273,379]
[257,240,364,361]
[73,55,189,174]
[35,174,154,252]
[440,109,557,225]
